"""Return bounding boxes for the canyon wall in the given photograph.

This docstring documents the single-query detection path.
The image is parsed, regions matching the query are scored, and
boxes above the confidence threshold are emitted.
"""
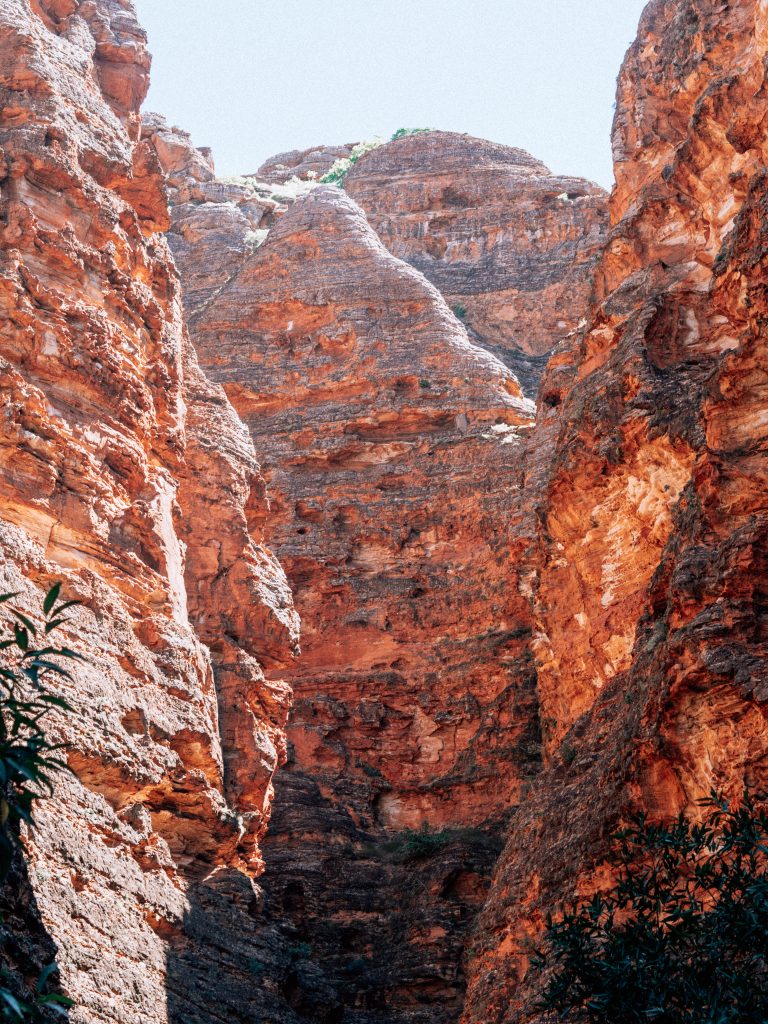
[463,1,768,1020]
[148,114,607,1015]
[156,135,536,1021]
[344,132,608,395]
[6,1,768,1023]
[0,2,298,1021]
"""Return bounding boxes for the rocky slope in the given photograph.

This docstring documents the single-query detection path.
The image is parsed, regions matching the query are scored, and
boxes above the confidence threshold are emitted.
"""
[463,1,768,1020]
[159,133,542,1015]
[0,2,297,1022]
[256,143,355,184]
[5,1,768,1023]
[344,132,608,395]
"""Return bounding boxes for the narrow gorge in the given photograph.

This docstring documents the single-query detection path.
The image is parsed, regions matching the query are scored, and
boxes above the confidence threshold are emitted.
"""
[0,1,766,1023]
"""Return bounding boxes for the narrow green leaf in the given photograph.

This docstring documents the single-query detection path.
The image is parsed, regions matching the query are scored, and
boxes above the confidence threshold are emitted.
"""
[43,583,62,615]
[44,618,69,634]
[51,600,81,618]
[0,989,25,1018]
[10,610,37,636]
[13,626,28,652]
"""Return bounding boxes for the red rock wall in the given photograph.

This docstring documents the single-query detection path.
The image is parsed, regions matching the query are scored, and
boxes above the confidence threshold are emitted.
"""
[8,2,768,1022]
[344,132,608,395]
[186,183,538,831]
[0,3,297,1021]
[152,117,553,1014]
[463,2,768,1020]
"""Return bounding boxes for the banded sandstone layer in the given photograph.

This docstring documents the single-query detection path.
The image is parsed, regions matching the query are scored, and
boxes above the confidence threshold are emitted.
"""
[344,132,608,395]
[163,157,541,1018]
[463,1,768,1020]
[4,1,768,1024]
[0,2,298,1022]
[149,111,608,1019]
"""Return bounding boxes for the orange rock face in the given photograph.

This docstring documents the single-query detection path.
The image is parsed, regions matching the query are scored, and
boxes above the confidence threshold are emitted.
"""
[463,1,768,1020]
[7,1,768,1022]
[151,112,593,1011]
[0,3,297,1021]
[187,183,537,830]
[256,142,356,184]
[344,131,609,394]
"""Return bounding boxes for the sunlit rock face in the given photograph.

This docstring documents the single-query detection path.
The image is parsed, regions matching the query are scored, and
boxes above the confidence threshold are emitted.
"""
[185,182,538,830]
[255,142,356,184]
[344,131,609,395]
[8,0,768,1021]
[463,1,768,1020]
[159,133,543,1011]
[0,3,297,1021]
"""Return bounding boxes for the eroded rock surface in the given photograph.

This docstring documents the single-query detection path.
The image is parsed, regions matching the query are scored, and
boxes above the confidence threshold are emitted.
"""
[344,131,609,395]
[256,142,355,184]
[463,2,768,1020]
[167,169,541,1019]
[8,1,768,1023]
[0,3,297,1022]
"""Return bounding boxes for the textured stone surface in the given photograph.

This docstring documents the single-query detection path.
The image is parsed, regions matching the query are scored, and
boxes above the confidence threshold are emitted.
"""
[169,175,540,1020]
[256,142,355,184]
[140,116,320,325]
[0,3,297,1022]
[344,131,609,395]
[187,184,536,824]
[8,1,768,1022]
[463,2,768,1020]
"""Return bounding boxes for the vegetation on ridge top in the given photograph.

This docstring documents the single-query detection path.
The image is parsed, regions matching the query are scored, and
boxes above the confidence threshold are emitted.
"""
[320,128,433,186]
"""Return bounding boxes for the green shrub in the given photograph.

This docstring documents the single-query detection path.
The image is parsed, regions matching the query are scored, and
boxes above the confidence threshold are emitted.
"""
[287,942,312,961]
[320,129,433,187]
[383,824,464,860]
[399,825,453,859]
[561,741,577,765]
[419,379,432,389]
[532,792,768,1023]
[246,958,266,979]
[390,127,432,141]
[372,824,504,863]
[320,138,385,186]
[0,963,69,1022]
[451,303,468,322]
[0,584,80,1021]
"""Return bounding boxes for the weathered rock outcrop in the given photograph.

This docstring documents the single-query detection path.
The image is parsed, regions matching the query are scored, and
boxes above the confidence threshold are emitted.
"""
[185,182,537,826]
[463,1,768,1020]
[8,1,768,1023]
[0,3,297,1021]
[344,132,609,394]
[256,143,355,184]
[163,155,541,1015]
[141,115,326,326]
[146,105,608,1024]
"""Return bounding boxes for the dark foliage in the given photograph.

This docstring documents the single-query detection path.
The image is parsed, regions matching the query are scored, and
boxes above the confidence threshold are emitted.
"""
[0,585,80,1021]
[532,793,768,1023]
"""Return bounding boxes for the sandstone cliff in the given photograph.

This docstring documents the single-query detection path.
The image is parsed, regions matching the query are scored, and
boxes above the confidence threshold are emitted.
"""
[158,130,542,1014]
[0,3,297,1022]
[463,1,768,1020]
[344,131,608,395]
[6,1,768,1023]
[256,143,356,185]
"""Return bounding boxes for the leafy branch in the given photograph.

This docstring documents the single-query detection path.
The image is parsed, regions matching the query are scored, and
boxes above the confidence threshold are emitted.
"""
[0,584,81,1021]
[532,791,768,1023]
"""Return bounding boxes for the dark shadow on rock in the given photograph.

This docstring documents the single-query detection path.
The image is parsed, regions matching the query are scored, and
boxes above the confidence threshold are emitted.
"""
[0,845,69,1022]
[474,339,550,400]
[165,763,507,1024]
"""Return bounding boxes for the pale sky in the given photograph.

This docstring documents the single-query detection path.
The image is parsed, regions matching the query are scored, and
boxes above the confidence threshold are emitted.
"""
[133,0,649,189]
